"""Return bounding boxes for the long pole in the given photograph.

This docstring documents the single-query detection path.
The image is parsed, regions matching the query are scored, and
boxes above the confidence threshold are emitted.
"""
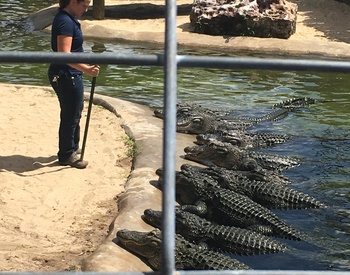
[80,76,97,161]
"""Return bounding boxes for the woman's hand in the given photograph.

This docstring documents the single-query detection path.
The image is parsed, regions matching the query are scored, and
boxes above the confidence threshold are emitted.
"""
[57,35,101,77]
[85,65,100,77]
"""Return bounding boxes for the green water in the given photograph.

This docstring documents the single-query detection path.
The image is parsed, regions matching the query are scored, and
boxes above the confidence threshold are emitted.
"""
[1,0,350,271]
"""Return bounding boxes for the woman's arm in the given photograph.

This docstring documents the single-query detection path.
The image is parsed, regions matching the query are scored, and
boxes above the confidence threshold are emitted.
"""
[57,35,99,77]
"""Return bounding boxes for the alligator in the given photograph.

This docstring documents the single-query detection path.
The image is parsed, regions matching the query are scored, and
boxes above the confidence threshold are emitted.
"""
[156,167,290,207]
[272,97,319,109]
[117,228,251,270]
[157,166,305,240]
[154,98,318,134]
[154,98,317,121]
[195,129,294,149]
[176,114,257,134]
[184,140,300,172]
[155,97,319,118]
[156,167,289,187]
[154,101,227,120]
[179,164,327,210]
[154,102,289,134]
[142,208,288,255]
[231,168,292,185]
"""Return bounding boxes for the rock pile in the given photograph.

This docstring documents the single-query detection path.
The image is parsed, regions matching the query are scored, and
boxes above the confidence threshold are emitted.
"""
[190,0,298,38]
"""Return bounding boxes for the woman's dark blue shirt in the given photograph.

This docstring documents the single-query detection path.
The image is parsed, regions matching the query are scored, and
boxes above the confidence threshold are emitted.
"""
[49,9,84,76]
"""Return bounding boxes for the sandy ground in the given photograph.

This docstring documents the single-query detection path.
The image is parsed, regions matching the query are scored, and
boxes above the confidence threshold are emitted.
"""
[1,0,350,272]
[0,84,132,271]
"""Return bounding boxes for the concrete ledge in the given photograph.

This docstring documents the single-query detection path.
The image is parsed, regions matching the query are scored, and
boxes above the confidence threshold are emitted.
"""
[82,94,196,271]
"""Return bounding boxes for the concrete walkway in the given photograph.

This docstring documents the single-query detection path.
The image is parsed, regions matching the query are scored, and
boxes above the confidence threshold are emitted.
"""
[82,94,196,271]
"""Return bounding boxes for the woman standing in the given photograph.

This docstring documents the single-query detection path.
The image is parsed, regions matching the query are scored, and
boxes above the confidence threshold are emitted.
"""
[48,0,99,169]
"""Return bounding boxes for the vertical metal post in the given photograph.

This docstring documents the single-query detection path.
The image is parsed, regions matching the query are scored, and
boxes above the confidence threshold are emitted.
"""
[162,0,178,272]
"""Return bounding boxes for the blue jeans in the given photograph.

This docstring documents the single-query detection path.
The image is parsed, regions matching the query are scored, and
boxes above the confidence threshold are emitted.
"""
[48,71,84,162]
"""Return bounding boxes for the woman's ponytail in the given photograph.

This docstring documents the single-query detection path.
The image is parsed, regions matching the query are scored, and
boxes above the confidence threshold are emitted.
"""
[59,0,71,10]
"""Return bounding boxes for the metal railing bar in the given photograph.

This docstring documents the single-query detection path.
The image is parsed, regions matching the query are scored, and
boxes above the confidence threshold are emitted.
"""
[0,52,163,66]
[176,55,350,73]
[1,271,350,275]
[176,271,350,275]
[162,0,178,271]
[0,273,151,275]
[1,52,350,73]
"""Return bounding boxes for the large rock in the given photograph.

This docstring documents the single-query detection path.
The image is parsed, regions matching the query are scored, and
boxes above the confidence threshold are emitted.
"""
[190,0,298,39]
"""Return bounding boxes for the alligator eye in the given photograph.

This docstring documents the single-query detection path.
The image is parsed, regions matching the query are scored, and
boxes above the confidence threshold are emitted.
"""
[208,142,224,150]
[228,138,239,145]
[150,241,160,248]
[192,118,203,125]
[149,229,161,237]
[211,147,227,155]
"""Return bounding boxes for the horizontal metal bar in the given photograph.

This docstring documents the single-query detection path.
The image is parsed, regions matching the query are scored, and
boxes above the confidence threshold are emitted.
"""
[1,271,349,275]
[176,55,350,73]
[0,51,163,66]
[1,51,350,73]
[177,271,350,275]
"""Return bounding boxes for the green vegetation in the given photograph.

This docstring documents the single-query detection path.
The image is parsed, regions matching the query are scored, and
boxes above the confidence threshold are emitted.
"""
[122,135,139,158]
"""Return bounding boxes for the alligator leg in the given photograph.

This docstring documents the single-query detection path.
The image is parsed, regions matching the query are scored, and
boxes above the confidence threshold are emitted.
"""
[177,200,208,218]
